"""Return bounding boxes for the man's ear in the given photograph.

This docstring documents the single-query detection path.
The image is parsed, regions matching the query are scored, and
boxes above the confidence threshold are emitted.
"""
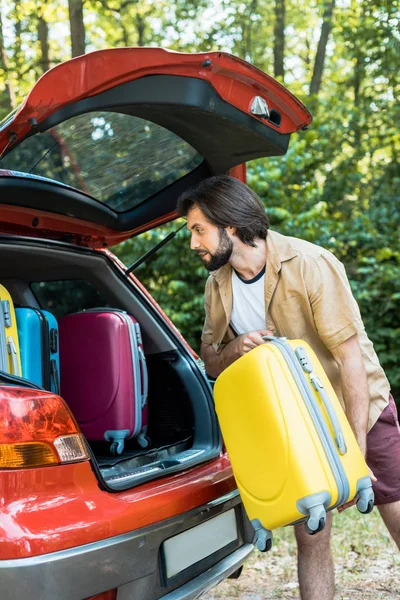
[227,226,236,236]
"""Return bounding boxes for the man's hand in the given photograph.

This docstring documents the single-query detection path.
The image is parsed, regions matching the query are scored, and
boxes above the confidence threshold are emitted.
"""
[202,329,274,378]
[233,329,274,357]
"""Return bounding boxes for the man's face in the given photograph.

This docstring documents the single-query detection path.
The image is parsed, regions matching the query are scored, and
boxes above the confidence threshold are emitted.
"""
[187,206,233,272]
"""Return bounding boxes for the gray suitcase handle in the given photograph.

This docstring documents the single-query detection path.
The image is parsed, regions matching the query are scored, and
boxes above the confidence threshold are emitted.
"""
[7,336,21,377]
[138,346,148,408]
[295,346,347,455]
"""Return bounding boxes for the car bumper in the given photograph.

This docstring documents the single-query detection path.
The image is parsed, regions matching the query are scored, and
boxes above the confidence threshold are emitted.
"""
[0,489,254,600]
[140,544,254,600]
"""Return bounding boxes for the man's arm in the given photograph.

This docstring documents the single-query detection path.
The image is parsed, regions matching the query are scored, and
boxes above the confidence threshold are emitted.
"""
[330,334,369,457]
[202,329,273,378]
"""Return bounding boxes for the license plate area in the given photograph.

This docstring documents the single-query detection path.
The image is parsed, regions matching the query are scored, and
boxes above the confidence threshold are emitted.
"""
[161,508,239,581]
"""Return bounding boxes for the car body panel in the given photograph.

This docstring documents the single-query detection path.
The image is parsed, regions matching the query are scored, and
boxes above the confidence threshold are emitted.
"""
[0,451,235,560]
[0,48,311,152]
[0,487,252,600]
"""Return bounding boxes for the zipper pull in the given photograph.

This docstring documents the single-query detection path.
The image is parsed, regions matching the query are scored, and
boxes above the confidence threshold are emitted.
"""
[7,336,20,376]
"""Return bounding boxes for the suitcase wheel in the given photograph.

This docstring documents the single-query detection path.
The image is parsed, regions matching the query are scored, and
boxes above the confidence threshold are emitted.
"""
[251,519,273,552]
[357,495,374,514]
[110,441,124,455]
[305,516,326,535]
[137,434,151,449]
[105,430,129,455]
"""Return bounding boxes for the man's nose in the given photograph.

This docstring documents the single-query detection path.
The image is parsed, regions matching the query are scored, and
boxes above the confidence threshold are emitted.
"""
[190,234,200,250]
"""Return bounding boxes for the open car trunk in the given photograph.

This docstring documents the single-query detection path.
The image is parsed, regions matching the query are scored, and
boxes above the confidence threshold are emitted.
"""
[0,235,219,491]
[0,47,312,491]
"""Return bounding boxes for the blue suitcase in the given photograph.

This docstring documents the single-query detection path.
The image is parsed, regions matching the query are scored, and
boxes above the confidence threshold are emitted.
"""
[15,307,60,393]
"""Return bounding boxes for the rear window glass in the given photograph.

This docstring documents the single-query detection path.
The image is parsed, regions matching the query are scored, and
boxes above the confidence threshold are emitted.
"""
[31,280,109,319]
[2,111,203,212]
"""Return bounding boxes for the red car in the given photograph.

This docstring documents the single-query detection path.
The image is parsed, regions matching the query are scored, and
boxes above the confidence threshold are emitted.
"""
[0,48,311,600]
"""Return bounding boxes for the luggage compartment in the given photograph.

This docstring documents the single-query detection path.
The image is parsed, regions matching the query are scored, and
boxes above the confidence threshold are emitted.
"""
[214,337,374,544]
[0,237,220,491]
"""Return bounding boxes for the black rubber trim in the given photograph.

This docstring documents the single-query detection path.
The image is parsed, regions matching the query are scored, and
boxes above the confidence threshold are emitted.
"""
[0,369,45,390]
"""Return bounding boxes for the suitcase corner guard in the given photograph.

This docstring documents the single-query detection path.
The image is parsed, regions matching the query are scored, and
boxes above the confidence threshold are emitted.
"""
[356,476,374,514]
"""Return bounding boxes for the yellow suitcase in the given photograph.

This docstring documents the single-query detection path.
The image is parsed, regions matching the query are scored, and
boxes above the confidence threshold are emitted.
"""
[214,337,374,551]
[0,284,22,377]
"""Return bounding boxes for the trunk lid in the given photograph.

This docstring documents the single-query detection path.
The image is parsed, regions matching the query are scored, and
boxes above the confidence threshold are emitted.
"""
[0,48,312,247]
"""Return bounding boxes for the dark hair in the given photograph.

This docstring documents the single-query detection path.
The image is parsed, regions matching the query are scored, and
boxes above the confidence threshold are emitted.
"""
[177,175,269,247]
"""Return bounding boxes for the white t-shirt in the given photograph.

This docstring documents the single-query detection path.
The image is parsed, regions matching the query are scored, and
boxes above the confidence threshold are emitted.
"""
[230,266,266,334]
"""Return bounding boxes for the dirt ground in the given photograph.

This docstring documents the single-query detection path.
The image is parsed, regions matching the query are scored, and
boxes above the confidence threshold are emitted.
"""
[202,509,400,599]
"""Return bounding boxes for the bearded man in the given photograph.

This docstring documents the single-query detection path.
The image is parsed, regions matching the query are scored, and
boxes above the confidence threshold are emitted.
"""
[177,174,400,600]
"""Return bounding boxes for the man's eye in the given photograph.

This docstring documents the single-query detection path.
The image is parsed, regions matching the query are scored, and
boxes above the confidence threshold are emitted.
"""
[196,229,203,234]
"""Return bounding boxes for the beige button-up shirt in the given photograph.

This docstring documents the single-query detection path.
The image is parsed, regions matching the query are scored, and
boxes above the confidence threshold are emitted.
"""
[202,229,390,432]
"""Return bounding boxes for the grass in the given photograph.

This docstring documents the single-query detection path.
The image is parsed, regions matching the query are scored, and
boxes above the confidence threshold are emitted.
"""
[202,507,399,599]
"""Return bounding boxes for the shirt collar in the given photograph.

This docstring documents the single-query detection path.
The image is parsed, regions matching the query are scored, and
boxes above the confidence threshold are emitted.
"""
[212,229,298,284]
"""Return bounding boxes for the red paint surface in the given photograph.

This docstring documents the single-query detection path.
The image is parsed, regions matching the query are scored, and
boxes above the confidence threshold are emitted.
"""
[0,454,234,559]
[0,48,312,157]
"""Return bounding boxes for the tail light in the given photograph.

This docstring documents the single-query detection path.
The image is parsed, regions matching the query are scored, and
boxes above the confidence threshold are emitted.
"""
[0,387,89,468]
[86,591,117,600]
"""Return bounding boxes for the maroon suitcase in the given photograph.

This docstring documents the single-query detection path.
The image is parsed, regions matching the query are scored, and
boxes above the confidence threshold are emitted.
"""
[59,309,149,454]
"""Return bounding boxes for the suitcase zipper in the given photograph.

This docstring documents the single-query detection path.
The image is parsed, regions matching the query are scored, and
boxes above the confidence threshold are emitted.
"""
[267,338,350,509]
[295,346,347,455]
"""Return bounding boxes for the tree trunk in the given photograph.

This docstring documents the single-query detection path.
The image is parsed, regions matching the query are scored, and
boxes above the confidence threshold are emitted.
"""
[0,9,16,112]
[309,0,335,96]
[13,2,23,69]
[68,0,86,57]
[273,0,285,79]
[135,13,145,47]
[38,14,50,74]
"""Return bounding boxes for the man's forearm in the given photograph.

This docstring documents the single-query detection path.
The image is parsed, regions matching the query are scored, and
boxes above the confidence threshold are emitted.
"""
[332,343,370,456]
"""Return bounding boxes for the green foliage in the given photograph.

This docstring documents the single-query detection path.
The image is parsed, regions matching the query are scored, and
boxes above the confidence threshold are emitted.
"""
[114,225,208,352]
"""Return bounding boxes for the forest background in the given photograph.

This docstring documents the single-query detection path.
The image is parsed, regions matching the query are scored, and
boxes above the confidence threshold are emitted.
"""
[1,0,399,398]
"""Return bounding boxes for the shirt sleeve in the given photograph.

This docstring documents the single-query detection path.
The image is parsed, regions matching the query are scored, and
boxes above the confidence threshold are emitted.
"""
[304,252,365,350]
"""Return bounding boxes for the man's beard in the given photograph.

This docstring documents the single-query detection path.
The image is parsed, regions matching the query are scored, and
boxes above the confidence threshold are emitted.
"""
[199,228,233,272]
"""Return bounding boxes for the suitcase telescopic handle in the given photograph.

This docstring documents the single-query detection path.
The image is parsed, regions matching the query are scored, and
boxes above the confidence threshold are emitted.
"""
[7,336,20,377]
[295,346,347,456]
[2,300,12,328]
[138,346,148,408]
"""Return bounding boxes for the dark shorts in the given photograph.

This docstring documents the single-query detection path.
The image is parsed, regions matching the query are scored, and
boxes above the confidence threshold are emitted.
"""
[366,394,400,505]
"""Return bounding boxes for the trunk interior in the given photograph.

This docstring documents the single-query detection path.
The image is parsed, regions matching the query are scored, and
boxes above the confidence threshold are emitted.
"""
[0,236,220,491]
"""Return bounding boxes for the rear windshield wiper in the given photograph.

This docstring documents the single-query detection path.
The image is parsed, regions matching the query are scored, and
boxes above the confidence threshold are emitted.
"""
[0,370,45,390]
[126,223,186,275]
